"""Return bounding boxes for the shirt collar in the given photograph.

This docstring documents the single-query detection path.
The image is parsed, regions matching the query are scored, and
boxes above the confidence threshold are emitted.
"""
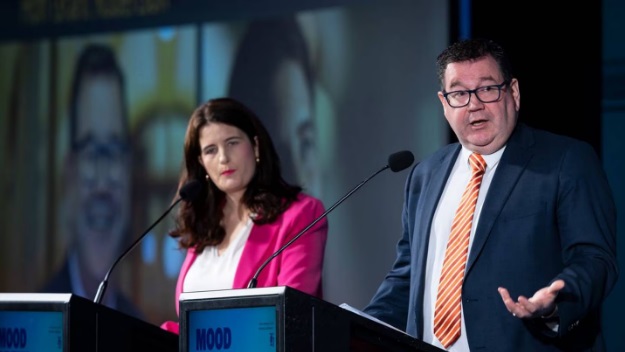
[459,145,506,171]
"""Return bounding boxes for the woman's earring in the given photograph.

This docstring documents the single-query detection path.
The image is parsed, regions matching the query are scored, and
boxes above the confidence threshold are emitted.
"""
[205,174,209,180]
[256,157,260,163]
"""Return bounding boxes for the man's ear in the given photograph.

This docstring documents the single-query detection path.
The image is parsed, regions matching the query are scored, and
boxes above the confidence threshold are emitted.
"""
[510,78,521,111]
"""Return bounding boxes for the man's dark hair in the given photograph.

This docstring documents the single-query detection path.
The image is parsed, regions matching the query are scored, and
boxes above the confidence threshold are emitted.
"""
[436,38,513,89]
[69,44,129,150]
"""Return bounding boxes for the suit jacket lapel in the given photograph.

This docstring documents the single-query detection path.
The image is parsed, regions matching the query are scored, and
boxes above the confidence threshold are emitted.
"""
[416,146,461,277]
[410,145,460,338]
[466,123,535,272]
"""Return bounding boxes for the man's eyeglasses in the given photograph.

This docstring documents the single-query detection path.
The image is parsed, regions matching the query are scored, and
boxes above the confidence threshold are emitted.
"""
[74,138,129,184]
[442,80,510,108]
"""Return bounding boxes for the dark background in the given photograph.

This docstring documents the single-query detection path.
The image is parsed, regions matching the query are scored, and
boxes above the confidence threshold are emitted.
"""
[464,1,602,154]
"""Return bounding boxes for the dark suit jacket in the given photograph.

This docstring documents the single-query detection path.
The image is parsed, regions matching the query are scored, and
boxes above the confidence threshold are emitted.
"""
[42,258,144,320]
[364,123,618,351]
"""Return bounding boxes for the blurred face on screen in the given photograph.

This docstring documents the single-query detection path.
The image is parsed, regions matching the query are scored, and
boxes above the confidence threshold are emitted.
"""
[71,74,130,279]
[273,59,320,195]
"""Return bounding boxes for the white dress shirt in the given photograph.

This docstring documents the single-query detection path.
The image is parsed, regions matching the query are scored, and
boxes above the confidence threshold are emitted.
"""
[183,218,253,292]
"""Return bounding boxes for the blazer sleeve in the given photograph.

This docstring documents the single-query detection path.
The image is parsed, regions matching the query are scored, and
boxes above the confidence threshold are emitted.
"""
[274,194,328,298]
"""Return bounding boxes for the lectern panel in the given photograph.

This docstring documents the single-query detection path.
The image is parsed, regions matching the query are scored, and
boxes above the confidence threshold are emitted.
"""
[188,306,276,352]
[1,293,178,352]
[0,293,71,352]
[179,287,444,352]
[181,288,284,352]
[0,311,63,351]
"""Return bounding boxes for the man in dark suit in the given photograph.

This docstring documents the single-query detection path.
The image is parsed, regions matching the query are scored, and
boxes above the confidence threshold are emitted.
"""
[364,38,617,351]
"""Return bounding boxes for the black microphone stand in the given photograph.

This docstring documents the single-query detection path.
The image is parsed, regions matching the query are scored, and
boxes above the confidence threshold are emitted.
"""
[94,197,183,305]
[247,164,391,289]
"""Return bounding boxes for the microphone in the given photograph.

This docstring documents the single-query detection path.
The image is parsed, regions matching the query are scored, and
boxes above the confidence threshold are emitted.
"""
[94,179,204,305]
[247,150,414,289]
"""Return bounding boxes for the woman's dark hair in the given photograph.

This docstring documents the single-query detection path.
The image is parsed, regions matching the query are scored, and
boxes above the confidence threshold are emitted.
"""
[171,97,301,252]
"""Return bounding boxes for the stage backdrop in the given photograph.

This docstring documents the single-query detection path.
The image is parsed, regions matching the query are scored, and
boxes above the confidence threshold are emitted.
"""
[0,0,448,326]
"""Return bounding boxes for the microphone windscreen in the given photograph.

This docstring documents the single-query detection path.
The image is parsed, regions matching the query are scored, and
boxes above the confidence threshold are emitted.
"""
[179,180,204,202]
[388,150,415,172]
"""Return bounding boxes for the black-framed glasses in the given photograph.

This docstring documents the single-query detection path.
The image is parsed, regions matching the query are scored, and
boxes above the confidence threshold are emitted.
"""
[442,80,510,108]
[74,137,129,184]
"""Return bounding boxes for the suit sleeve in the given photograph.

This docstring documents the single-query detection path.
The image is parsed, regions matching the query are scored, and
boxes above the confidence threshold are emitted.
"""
[552,141,618,336]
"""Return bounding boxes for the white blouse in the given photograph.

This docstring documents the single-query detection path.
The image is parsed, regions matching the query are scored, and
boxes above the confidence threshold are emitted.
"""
[183,218,253,292]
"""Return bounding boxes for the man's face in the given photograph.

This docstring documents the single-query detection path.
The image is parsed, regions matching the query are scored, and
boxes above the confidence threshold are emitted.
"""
[72,74,130,278]
[437,55,520,155]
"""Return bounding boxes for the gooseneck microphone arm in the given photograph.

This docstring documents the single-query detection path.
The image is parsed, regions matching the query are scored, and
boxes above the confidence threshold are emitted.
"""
[94,179,203,305]
[248,165,389,289]
[94,197,183,305]
[247,150,415,289]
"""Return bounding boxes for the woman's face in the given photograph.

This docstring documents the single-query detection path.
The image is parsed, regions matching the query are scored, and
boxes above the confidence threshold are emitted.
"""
[197,122,258,200]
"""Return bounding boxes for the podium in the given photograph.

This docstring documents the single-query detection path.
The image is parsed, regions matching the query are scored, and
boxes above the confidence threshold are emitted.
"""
[0,293,178,352]
[179,286,444,352]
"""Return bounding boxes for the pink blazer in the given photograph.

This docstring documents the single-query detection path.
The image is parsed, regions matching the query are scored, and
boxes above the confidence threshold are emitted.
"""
[161,193,328,334]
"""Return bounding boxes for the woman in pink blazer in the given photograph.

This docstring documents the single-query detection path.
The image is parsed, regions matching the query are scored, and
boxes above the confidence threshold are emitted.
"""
[161,97,328,334]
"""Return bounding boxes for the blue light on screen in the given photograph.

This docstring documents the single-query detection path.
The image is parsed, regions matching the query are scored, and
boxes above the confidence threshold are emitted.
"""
[188,306,276,352]
[0,311,63,351]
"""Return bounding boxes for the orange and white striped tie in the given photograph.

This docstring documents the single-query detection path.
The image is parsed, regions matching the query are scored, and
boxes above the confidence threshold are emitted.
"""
[434,153,486,349]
